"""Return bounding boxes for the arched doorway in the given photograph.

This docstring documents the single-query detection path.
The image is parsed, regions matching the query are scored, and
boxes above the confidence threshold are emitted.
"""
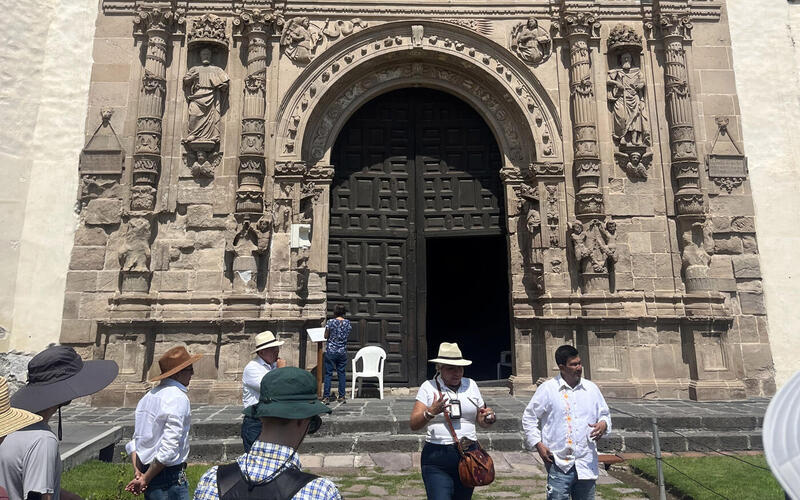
[326,88,511,385]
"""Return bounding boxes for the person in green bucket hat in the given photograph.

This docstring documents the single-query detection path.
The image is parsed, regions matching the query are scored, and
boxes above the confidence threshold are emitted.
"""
[193,367,341,500]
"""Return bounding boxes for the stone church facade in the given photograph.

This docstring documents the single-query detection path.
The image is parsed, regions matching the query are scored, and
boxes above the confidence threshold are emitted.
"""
[61,0,775,406]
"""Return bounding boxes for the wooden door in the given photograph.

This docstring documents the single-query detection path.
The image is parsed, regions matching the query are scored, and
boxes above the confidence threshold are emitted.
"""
[328,88,503,385]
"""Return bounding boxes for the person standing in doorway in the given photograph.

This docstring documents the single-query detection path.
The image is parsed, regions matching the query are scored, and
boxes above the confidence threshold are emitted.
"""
[241,330,286,452]
[522,344,611,500]
[125,346,202,500]
[322,304,352,404]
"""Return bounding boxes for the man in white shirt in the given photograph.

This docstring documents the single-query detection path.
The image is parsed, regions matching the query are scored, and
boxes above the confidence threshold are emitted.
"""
[125,346,202,500]
[241,330,286,452]
[522,345,611,500]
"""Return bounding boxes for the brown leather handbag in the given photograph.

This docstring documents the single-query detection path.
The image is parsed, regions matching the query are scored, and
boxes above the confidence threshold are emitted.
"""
[437,381,495,487]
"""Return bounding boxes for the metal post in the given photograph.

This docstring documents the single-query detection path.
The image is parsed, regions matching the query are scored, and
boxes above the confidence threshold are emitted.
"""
[652,417,667,500]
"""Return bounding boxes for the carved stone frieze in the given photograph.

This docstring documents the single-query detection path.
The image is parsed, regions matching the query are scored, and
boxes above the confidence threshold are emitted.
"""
[544,183,561,247]
[306,165,334,180]
[275,161,307,176]
[323,18,368,39]
[187,14,228,49]
[438,19,492,35]
[530,162,564,177]
[509,18,551,65]
[280,17,322,64]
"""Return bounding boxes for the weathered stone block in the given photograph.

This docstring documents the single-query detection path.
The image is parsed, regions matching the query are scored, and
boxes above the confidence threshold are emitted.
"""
[700,69,737,94]
[739,291,766,315]
[70,246,106,270]
[96,270,119,291]
[655,254,673,278]
[709,255,734,278]
[62,292,80,319]
[693,47,732,70]
[736,279,763,293]
[714,235,743,254]
[194,271,222,291]
[740,344,775,377]
[177,181,216,204]
[650,232,668,253]
[627,232,651,253]
[66,271,98,292]
[742,235,758,254]
[731,216,755,233]
[160,271,190,292]
[75,226,108,246]
[732,255,761,278]
[90,63,132,83]
[709,196,754,216]
[186,204,228,229]
[79,294,110,319]
[712,216,732,232]
[631,254,656,278]
[84,198,122,225]
[60,319,95,343]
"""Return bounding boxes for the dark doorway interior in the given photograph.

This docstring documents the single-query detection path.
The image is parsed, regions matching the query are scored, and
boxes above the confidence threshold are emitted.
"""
[425,235,511,381]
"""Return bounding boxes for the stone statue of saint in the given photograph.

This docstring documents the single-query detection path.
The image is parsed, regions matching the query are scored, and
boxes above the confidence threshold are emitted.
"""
[607,52,649,147]
[281,17,318,64]
[682,221,714,291]
[183,47,230,144]
[510,18,551,64]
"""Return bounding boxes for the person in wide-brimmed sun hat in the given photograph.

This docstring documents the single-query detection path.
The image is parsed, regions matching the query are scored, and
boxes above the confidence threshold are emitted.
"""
[410,342,497,500]
[193,367,341,499]
[0,376,41,444]
[0,345,118,500]
[125,346,202,500]
[240,330,287,453]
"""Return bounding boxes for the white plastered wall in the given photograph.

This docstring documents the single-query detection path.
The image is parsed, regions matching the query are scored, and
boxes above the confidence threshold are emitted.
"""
[0,0,96,353]
[727,0,800,388]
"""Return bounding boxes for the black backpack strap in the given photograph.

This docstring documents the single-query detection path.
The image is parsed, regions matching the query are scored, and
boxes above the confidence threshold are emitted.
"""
[217,462,243,499]
[269,467,319,499]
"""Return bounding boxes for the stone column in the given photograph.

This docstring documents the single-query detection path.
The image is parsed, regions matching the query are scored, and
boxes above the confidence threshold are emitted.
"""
[234,9,279,214]
[560,8,614,293]
[653,5,711,293]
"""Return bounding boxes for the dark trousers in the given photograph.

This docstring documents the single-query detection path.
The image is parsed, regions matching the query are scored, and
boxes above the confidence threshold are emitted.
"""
[323,351,347,398]
[139,461,188,500]
[421,442,474,500]
[241,415,262,453]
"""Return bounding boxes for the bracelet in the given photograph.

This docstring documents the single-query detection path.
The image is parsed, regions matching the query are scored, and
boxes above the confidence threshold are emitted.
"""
[423,410,434,420]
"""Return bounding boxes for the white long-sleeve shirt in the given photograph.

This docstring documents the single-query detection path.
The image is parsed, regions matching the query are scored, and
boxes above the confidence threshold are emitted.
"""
[522,375,611,480]
[242,357,277,408]
[125,378,192,466]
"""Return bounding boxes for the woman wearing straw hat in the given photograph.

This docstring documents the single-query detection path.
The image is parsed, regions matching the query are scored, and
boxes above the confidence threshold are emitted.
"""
[410,342,497,500]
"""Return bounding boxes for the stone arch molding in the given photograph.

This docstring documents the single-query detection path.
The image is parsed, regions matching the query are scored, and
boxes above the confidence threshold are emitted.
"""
[275,20,563,170]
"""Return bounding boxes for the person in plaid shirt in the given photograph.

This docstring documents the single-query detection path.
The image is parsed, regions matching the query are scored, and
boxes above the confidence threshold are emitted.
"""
[193,367,341,500]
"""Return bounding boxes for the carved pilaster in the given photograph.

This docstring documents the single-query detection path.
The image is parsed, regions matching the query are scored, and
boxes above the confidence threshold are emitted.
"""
[234,9,282,213]
[131,6,184,212]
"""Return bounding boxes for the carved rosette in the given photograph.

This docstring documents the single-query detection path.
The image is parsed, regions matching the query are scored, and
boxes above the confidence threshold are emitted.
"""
[234,9,282,213]
[560,8,604,219]
[131,6,183,213]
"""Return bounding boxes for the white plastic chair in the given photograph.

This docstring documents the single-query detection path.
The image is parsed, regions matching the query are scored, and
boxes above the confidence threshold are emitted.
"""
[351,345,387,400]
[497,350,512,379]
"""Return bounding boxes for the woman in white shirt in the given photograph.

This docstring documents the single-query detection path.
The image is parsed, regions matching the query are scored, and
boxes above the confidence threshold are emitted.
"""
[410,342,497,500]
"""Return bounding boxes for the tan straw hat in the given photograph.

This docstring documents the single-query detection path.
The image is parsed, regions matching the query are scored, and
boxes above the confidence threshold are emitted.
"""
[150,346,203,382]
[251,330,285,354]
[0,376,42,438]
[428,342,472,366]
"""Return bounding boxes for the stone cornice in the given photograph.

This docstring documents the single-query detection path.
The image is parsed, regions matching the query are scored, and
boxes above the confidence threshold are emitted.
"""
[105,1,721,22]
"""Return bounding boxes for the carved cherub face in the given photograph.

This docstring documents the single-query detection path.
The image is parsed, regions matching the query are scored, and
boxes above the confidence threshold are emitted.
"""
[606,221,617,232]
[196,151,207,163]
[620,52,633,70]
[200,48,212,65]
[629,151,641,164]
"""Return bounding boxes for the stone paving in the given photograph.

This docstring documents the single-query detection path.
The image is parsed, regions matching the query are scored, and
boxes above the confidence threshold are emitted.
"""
[298,451,648,500]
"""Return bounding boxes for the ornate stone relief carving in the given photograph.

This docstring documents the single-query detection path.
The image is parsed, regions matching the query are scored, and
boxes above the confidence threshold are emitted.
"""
[438,19,492,35]
[706,117,748,193]
[118,216,154,293]
[570,219,617,291]
[682,219,714,292]
[614,150,653,180]
[509,18,551,65]
[280,23,557,165]
[544,184,560,247]
[323,18,368,39]
[183,33,229,151]
[186,150,221,178]
[275,160,307,176]
[515,184,544,294]
[281,17,322,64]
[225,215,272,292]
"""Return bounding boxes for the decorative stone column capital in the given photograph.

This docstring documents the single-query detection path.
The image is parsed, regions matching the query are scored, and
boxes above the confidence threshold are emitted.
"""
[133,5,185,35]
[233,8,284,38]
[558,8,600,40]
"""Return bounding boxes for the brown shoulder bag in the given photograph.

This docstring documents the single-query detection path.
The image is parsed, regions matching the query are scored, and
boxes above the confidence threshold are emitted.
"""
[436,380,495,487]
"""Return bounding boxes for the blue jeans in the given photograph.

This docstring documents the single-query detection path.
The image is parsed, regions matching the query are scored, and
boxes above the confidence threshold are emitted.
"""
[241,415,262,452]
[421,442,474,500]
[323,351,347,398]
[144,464,189,500]
[545,463,596,500]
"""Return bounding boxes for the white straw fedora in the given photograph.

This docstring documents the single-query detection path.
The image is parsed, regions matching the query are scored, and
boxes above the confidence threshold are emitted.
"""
[0,376,42,438]
[251,330,285,354]
[428,342,472,366]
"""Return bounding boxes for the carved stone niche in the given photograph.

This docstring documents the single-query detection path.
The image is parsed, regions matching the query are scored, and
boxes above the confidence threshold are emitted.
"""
[224,213,272,293]
[515,184,544,294]
[606,25,652,180]
[118,216,155,293]
[182,14,230,178]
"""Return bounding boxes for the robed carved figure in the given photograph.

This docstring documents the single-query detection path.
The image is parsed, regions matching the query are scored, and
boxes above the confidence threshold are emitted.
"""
[607,52,649,148]
[183,47,230,145]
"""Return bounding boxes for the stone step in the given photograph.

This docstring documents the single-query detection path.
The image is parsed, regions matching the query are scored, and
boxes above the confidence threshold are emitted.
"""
[115,428,763,463]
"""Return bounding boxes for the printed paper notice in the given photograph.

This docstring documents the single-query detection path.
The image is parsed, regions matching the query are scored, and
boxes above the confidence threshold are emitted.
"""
[307,327,326,342]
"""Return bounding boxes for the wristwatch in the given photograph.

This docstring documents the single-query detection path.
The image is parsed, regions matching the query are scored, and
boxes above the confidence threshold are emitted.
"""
[423,410,435,420]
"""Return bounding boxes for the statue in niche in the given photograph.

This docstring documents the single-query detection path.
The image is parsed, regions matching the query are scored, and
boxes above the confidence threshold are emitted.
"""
[681,220,714,291]
[281,17,320,64]
[227,220,259,292]
[510,18,551,65]
[607,52,649,148]
[119,217,151,272]
[598,220,618,266]
[183,47,229,146]
[570,221,590,271]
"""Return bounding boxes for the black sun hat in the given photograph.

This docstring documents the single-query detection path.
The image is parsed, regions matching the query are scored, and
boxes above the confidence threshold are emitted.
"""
[11,345,119,414]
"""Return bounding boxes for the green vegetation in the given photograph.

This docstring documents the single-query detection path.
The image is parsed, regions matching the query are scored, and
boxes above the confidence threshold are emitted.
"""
[61,461,209,500]
[628,455,785,500]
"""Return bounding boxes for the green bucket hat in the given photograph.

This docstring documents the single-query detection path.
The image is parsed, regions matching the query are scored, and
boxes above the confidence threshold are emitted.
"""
[244,367,332,420]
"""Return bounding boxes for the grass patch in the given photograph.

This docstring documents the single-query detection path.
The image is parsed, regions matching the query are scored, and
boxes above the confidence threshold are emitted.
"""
[628,455,784,500]
[62,461,211,500]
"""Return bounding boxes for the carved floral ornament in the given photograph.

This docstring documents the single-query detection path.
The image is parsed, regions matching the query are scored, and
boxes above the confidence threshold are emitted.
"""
[187,14,228,49]
[277,22,560,167]
[133,6,185,34]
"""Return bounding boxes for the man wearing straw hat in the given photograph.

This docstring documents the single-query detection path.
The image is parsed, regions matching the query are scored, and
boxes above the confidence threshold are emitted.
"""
[0,345,119,500]
[0,375,43,500]
[240,330,286,452]
[125,346,202,500]
[194,367,341,499]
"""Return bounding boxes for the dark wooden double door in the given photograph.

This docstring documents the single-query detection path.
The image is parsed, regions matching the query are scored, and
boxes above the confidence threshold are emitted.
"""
[327,88,508,385]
